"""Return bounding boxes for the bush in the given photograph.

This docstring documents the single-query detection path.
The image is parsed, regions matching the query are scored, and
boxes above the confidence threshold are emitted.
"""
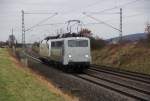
[90,37,106,50]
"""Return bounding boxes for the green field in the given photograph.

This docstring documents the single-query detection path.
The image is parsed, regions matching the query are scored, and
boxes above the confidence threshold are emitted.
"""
[0,48,67,101]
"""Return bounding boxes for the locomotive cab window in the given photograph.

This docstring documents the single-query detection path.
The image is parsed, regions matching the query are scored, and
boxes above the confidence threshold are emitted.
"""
[68,40,88,47]
[51,42,55,47]
[51,41,63,48]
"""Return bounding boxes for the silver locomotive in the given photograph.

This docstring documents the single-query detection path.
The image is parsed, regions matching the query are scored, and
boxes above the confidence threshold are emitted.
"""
[39,36,91,71]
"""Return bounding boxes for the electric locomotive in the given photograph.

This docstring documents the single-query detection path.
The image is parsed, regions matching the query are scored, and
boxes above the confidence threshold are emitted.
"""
[39,35,91,71]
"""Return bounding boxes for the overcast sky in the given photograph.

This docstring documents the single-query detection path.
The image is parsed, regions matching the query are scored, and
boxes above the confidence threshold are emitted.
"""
[0,0,150,42]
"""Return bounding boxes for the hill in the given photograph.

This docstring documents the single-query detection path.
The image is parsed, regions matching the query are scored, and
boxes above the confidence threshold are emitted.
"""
[107,33,147,44]
[92,43,150,75]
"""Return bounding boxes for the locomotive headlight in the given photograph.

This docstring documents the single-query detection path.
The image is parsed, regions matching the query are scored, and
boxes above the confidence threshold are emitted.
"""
[68,54,72,58]
[85,54,89,58]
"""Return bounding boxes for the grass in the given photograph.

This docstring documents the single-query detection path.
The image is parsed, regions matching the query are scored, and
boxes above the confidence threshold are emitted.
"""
[0,48,67,101]
[92,43,150,75]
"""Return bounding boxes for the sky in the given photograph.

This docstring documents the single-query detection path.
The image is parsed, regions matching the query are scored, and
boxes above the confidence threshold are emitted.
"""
[0,0,150,42]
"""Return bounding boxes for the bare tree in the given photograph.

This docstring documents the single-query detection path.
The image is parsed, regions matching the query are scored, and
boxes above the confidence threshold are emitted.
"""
[79,28,92,37]
[145,23,150,42]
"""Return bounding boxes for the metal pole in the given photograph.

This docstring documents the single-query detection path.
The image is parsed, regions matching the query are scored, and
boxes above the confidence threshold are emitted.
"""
[12,28,14,45]
[120,8,122,42]
[11,28,14,48]
[118,8,123,66]
[22,10,25,48]
[12,28,13,36]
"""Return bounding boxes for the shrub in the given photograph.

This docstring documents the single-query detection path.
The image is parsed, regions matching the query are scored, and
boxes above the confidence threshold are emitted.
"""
[90,37,106,50]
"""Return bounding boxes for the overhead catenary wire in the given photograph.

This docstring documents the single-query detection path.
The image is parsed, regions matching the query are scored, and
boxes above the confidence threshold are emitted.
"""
[84,0,142,14]
[80,0,143,36]
[24,12,58,15]
[83,13,121,32]
[62,0,142,15]
[82,12,144,27]
[25,13,58,32]
[19,0,148,44]
[21,11,58,45]
[97,13,144,25]
[79,0,147,33]
[61,0,106,14]
[32,23,65,27]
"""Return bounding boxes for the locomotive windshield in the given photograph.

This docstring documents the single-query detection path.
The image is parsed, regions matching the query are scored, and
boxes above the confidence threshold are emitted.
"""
[68,40,88,47]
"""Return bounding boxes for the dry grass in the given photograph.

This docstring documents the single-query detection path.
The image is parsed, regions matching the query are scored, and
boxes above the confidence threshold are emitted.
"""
[92,43,150,75]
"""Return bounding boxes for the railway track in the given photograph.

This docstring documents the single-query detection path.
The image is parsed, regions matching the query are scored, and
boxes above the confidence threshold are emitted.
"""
[86,69,150,94]
[25,53,150,101]
[92,65,150,80]
[76,66,150,101]
[76,73,150,101]
[81,68,150,100]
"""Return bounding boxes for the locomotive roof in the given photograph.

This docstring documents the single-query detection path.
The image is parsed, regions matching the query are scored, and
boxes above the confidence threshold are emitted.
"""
[47,37,89,41]
[41,37,89,44]
[44,32,89,40]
